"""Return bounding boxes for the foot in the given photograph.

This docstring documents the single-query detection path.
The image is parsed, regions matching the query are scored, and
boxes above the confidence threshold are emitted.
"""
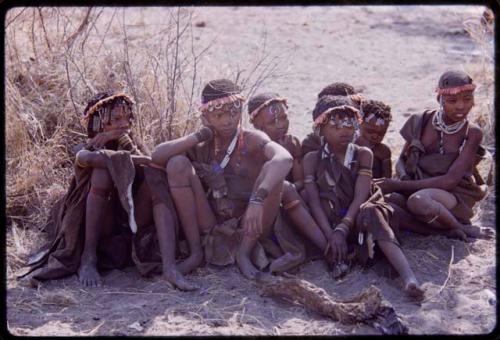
[236,250,260,280]
[78,262,102,287]
[444,228,467,241]
[19,268,45,288]
[177,251,203,275]
[461,224,495,239]
[162,268,198,291]
[403,279,425,301]
[269,252,302,274]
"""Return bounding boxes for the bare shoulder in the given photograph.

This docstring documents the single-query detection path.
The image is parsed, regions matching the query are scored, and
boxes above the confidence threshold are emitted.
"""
[356,145,373,167]
[244,129,272,151]
[303,150,319,167]
[373,143,392,160]
[467,123,483,143]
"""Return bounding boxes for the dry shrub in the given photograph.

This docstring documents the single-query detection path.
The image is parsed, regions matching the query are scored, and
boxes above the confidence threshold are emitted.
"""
[5,7,206,230]
[6,7,288,234]
[463,8,494,148]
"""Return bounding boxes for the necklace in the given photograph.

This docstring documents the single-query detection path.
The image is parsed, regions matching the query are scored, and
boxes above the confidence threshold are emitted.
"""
[214,129,240,170]
[431,109,467,154]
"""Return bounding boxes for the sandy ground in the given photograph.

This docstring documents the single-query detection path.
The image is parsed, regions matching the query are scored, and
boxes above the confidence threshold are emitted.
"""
[6,5,496,336]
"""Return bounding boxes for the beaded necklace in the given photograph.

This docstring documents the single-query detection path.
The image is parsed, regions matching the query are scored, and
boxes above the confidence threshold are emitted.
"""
[431,99,468,154]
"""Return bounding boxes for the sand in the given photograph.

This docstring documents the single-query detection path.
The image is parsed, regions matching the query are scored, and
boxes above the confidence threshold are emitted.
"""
[6,5,496,336]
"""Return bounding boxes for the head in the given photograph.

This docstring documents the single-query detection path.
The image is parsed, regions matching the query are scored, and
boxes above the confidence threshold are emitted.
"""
[82,91,135,138]
[312,95,361,148]
[200,79,244,138]
[317,82,363,109]
[436,70,476,123]
[317,82,356,98]
[248,92,289,141]
[359,99,391,146]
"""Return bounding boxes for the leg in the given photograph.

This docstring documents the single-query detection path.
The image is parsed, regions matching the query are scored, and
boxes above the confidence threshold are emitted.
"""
[134,180,198,291]
[153,199,198,291]
[360,206,424,300]
[282,182,328,254]
[78,168,113,287]
[407,189,493,239]
[166,155,213,274]
[237,184,282,279]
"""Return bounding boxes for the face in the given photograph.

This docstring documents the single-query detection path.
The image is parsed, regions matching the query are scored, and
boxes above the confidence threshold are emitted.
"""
[320,114,356,148]
[203,101,242,137]
[103,104,131,132]
[359,119,388,146]
[253,102,289,141]
[442,90,474,122]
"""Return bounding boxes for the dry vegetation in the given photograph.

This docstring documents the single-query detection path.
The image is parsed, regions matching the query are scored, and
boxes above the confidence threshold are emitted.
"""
[5,7,286,239]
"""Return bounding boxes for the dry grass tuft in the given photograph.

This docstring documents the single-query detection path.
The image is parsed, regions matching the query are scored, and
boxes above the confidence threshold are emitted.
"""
[6,7,287,241]
[37,289,78,307]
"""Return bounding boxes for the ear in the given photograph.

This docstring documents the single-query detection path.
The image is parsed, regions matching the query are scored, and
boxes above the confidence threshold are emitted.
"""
[436,94,441,103]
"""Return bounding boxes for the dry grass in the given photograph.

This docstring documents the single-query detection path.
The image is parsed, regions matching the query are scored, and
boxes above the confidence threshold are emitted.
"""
[5,7,287,238]
[463,8,494,149]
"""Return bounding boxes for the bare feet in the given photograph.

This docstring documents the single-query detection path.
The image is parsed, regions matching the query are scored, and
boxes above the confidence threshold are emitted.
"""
[177,251,203,275]
[404,279,425,301]
[444,228,467,241]
[236,249,260,280]
[78,262,102,287]
[269,252,302,274]
[162,268,198,291]
[461,224,495,239]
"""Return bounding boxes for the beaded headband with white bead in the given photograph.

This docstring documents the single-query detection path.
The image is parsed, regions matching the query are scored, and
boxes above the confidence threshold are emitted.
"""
[249,97,288,123]
[199,94,246,113]
[359,105,391,127]
[435,83,476,95]
[313,105,362,129]
[80,93,135,128]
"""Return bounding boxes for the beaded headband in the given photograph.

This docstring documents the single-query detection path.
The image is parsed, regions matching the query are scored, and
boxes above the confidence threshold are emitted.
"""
[359,105,390,126]
[249,97,288,122]
[435,83,476,95]
[199,94,246,113]
[81,93,135,127]
[313,105,362,129]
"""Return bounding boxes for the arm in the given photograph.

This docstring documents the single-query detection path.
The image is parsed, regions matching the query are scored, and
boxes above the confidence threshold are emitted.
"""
[241,131,293,238]
[343,147,373,224]
[303,151,334,240]
[251,131,293,194]
[290,136,305,188]
[395,142,410,180]
[151,127,213,167]
[378,144,392,179]
[393,128,482,192]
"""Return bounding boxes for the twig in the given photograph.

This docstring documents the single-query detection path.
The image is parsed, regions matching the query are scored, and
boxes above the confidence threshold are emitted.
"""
[37,8,52,54]
[422,245,454,303]
[5,8,28,28]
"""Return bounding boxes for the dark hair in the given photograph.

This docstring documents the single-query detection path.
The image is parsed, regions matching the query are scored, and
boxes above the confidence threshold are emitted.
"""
[247,92,281,115]
[312,95,354,121]
[360,99,392,122]
[318,82,356,98]
[83,91,134,138]
[201,79,241,104]
[438,70,473,89]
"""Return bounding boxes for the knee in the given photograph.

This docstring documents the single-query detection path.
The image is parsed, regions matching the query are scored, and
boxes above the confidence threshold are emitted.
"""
[166,155,192,179]
[407,192,432,215]
[357,205,379,229]
[90,168,112,190]
[282,181,300,203]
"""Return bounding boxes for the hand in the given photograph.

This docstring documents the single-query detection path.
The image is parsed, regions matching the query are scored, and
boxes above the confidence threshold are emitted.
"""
[327,230,348,263]
[87,129,128,149]
[194,125,214,143]
[242,203,264,239]
[131,155,152,166]
[200,115,216,136]
[374,178,400,194]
